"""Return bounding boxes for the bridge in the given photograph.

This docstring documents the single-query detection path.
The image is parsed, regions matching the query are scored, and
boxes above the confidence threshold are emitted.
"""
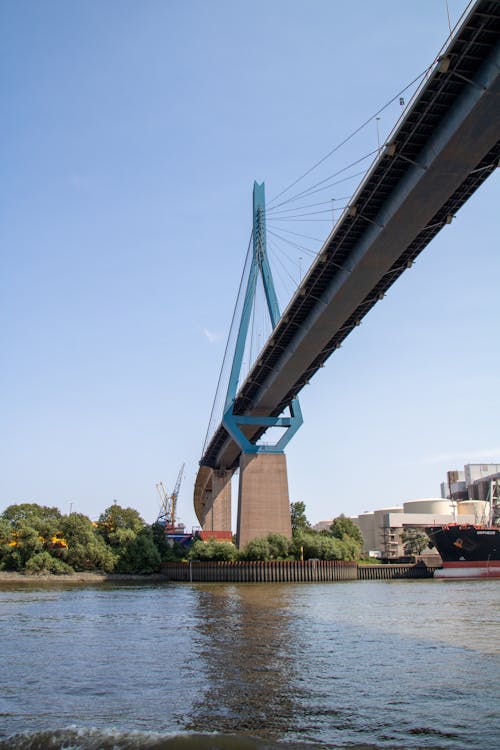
[194,0,500,547]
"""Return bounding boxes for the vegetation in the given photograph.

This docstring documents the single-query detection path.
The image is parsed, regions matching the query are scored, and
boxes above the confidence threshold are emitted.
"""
[291,530,347,560]
[401,528,429,556]
[0,501,164,576]
[239,533,291,561]
[60,512,116,572]
[187,539,238,561]
[330,514,363,546]
[0,500,365,572]
[185,505,364,563]
[24,552,74,576]
[290,501,310,535]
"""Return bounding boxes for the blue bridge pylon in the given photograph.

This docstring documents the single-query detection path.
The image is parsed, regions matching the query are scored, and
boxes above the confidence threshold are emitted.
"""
[222,181,303,454]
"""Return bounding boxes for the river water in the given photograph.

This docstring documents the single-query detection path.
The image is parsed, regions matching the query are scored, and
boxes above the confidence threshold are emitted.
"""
[0,579,498,750]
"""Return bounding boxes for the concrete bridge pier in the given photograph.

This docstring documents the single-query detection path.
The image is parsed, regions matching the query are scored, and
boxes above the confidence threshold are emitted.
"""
[236,452,292,548]
[202,469,232,533]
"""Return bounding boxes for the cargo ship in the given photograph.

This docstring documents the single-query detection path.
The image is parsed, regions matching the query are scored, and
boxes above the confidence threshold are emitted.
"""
[426,523,500,578]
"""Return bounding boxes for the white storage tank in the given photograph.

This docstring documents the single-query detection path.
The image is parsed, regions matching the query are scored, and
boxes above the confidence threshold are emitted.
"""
[457,500,489,523]
[403,498,454,515]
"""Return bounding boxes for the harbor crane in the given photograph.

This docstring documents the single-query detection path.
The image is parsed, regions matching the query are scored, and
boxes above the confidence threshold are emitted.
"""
[156,463,185,532]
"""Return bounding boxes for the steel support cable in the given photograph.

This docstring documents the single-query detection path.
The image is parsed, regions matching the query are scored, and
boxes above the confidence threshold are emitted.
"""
[290,149,496,381]
[267,225,324,243]
[266,154,378,212]
[202,1,491,464]
[266,0,480,218]
[265,239,293,302]
[269,247,302,292]
[281,168,372,206]
[266,64,436,210]
[267,236,302,287]
[269,169,371,214]
[268,234,318,264]
[247,284,266,381]
[342,33,484,240]
[269,217,342,222]
[282,203,371,318]
[268,205,349,219]
[379,15,490,170]
[266,169,370,217]
[324,75,453,269]
[202,232,253,454]
[267,228,318,257]
[249,282,257,372]
[266,194,353,215]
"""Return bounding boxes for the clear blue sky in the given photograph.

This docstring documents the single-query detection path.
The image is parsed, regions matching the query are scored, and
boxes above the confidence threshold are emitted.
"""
[1,0,498,529]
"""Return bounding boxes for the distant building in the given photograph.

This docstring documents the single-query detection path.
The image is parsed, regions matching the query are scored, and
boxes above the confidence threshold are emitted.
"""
[352,462,499,559]
[353,500,459,559]
[464,463,500,487]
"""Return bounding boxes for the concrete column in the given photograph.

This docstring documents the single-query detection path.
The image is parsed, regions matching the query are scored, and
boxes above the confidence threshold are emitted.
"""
[202,469,232,532]
[236,452,291,548]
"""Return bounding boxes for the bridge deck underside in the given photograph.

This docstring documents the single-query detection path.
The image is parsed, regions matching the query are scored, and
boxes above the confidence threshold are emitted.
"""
[200,0,500,474]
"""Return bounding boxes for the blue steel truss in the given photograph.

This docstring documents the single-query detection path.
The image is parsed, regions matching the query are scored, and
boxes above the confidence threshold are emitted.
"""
[222,182,303,453]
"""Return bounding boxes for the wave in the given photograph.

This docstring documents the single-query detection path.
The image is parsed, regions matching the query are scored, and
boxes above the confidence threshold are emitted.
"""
[0,728,382,750]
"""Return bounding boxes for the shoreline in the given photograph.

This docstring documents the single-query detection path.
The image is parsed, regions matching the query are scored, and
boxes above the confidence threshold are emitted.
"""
[0,571,169,585]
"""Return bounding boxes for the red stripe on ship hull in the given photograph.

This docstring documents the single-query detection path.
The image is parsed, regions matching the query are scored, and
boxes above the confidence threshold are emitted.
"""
[435,560,500,579]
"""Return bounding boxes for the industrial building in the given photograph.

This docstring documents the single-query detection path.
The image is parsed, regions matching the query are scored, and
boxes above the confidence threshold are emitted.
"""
[350,463,498,559]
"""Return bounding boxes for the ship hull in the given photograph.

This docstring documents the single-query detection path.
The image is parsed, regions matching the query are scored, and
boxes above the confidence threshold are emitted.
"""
[434,561,500,579]
[426,524,500,579]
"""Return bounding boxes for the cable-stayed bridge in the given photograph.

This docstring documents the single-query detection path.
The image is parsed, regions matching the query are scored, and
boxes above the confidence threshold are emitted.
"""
[195,0,500,547]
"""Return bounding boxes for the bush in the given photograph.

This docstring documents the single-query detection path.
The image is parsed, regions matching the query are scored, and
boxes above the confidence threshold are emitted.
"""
[24,552,74,575]
[115,528,161,574]
[0,523,44,570]
[330,514,363,545]
[291,530,359,560]
[187,539,237,561]
[239,533,292,561]
[60,513,116,572]
[239,537,271,561]
[266,533,291,560]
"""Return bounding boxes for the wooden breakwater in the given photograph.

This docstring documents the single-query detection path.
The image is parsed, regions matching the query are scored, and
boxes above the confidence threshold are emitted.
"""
[161,560,440,583]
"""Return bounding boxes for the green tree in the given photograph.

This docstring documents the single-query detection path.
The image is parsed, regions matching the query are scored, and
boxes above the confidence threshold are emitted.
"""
[291,528,362,561]
[338,535,362,561]
[150,521,170,559]
[330,514,363,545]
[2,503,62,534]
[239,533,291,561]
[0,522,44,570]
[0,503,65,570]
[0,518,13,568]
[2,502,62,539]
[188,539,238,561]
[239,536,271,561]
[266,533,291,560]
[290,501,310,535]
[150,522,187,561]
[401,528,429,556]
[59,512,116,572]
[96,504,145,540]
[115,527,161,574]
[96,503,147,571]
[291,530,346,560]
